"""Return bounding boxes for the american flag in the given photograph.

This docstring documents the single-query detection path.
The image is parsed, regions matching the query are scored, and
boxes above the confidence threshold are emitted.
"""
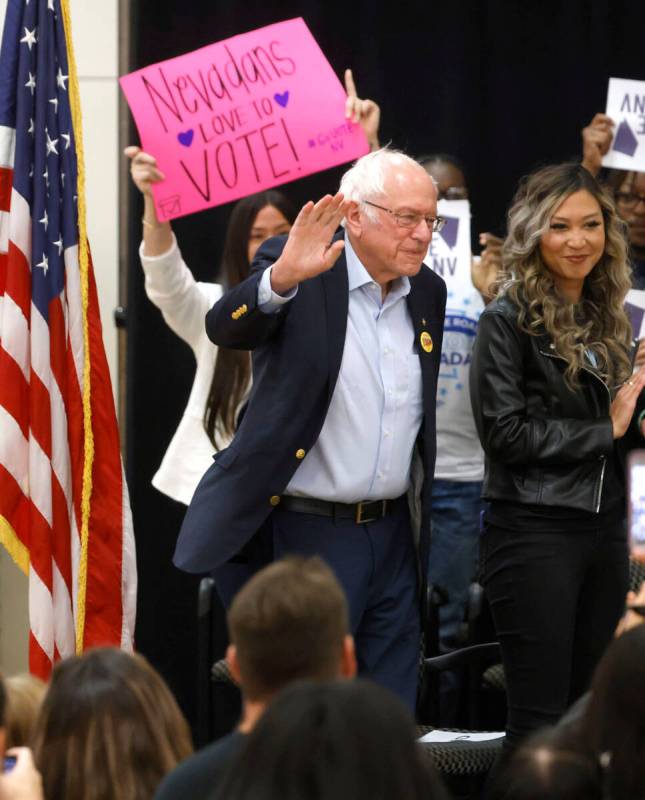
[0,0,136,677]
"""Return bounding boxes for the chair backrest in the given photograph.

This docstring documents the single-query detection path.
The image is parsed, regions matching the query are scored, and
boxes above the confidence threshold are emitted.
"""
[196,577,240,748]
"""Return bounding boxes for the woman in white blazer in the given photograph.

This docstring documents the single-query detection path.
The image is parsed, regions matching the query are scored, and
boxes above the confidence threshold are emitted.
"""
[125,145,295,505]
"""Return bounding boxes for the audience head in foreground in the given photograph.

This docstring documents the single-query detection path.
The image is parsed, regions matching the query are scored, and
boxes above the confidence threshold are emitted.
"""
[33,648,192,800]
[214,680,448,800]
[4,674,46,749]
[577,623,645,800]
[153,558,357,800]
[490,735,602,800]
[226,555,356,707]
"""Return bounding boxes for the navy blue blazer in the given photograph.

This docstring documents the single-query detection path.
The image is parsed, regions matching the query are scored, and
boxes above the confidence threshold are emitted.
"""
[174,233,447,574]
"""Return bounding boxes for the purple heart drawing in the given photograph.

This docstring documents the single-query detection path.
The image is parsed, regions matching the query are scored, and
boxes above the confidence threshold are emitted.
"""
[274,91,290,108]
[177,129,194,147]
[612,119,638,158]
[439,216,459,249]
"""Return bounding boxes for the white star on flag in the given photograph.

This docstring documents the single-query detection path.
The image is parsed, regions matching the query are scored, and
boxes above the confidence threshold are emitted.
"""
[25,72,36,94]
[35,254,49,274]
[20,27,37,50]
[49,97,59,114]
[27,118,34,135]
[39,210,48,230]
[45,130,58,156]
[43,166,49,186]
[53,236,64,255]
[56,67,68,90]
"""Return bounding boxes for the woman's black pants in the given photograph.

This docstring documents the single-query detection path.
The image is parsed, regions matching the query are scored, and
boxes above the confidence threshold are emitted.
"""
[480,520,629,749]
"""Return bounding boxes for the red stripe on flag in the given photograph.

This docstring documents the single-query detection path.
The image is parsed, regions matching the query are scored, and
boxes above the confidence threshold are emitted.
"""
[29,371,52,461]
[63,320,84,539]
[82,254,124,648]
[0,347,29,438]
[0,166,11,213]
[29,631,51,681]
[0,465,30,549]
[48,297,67,395]
[3,242,31,322]
[51,473,72,591]
[28,503,53,590]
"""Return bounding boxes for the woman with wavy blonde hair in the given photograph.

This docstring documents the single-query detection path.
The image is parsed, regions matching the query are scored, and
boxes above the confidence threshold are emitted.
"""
[470,163,645,751]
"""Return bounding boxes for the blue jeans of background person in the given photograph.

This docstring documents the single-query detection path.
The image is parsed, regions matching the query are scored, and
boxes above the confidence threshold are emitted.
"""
[428,479,483,723]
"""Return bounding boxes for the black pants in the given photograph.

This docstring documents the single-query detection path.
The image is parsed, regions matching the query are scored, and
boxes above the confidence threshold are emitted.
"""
[480,520,628,749]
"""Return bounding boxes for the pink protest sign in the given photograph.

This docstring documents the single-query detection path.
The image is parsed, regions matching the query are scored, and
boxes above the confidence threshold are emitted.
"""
[120,18,370,220]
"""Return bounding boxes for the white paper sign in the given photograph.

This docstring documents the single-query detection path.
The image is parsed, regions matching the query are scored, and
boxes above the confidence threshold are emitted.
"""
[418,730,505,744]
[602,78,645,171]
[626,289,645,339]
[424,199,472,294]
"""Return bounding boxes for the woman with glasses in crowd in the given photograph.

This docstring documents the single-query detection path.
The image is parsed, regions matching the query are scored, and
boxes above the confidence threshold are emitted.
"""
[470,162,645,750]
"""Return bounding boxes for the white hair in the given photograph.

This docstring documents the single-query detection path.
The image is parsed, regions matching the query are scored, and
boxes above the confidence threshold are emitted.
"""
[339,147,431,224]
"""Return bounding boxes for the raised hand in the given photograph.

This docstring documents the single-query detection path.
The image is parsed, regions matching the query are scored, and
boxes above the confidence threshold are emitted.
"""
[581,113,614,177]
[610,367,645,439]
[270,194,348,294]
[124,146,172,253]
[124,146,165,196]
[344,69,381,152]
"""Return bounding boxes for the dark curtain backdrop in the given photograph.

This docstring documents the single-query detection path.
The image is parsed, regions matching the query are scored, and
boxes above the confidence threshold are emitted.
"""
[124,0,645,730]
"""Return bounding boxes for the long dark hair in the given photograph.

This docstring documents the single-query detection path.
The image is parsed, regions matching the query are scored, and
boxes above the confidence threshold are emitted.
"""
[576,625,645,800]
[213,680,448,800]
[204,190,296,449]
[33,648,192,800]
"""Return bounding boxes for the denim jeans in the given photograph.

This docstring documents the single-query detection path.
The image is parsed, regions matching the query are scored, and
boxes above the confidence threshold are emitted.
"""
[429,480,483,644]
[428,479,483,723]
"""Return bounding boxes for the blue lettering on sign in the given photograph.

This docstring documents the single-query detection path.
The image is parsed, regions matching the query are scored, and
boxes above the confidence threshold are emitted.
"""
[440,352,472,366]
[430,257,457,277]
[443,314,478,336]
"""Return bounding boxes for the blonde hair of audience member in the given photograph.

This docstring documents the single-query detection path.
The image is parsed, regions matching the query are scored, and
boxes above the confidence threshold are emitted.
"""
[32,648,192,800]
[226,556,355,708]
[500,163,632,388]
[5,674,46,749]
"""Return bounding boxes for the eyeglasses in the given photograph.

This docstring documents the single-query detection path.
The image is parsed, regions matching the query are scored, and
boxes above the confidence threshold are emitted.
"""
[615,191,645,209]
[437,186,468,201]
[363,200,446,232]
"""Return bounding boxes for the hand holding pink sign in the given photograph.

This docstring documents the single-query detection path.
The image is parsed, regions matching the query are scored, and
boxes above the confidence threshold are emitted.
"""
[120,18,370,221]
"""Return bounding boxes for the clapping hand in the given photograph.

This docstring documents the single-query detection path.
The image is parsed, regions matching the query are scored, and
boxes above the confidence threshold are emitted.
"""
[344,69,381,151]
[610,368,645,439]
[270,194,348,295]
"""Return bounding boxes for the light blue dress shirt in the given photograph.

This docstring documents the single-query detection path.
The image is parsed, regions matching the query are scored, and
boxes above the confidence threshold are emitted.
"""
[257,235,423,503]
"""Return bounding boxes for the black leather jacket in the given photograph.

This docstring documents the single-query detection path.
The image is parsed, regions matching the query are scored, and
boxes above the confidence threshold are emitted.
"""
[470,296,644,514]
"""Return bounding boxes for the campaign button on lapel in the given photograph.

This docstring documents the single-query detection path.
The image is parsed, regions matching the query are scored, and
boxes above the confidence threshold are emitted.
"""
[420,331,433,353]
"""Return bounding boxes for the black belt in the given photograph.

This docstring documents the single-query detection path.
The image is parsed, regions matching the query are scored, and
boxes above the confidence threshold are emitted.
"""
[279,495,400,524]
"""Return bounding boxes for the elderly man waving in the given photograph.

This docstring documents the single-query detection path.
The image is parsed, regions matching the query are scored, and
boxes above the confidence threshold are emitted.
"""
[175,149,446,708]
